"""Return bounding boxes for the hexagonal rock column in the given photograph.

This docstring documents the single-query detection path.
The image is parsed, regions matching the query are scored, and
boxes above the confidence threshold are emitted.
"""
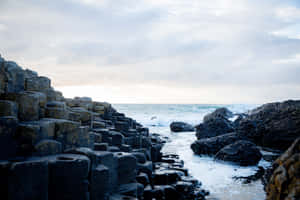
[8,160,48,200]
[0,116,18,160]
[90,164,110,200]
[46,154,90,200]
[114,152,137,185]
[94,151,118,192]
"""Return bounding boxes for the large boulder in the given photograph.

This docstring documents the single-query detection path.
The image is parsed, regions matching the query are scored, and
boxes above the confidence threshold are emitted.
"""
[195,108,234,139]
[191,132,243,155]
[266,137,300,200]
[203,107,233,122]
[237,100,300,150]
[215,140,262,166]
[170,122,194,132]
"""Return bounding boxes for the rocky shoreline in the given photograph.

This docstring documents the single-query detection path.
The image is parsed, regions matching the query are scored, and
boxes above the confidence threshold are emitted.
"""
[188,102,300,199]
[0,55,207,200]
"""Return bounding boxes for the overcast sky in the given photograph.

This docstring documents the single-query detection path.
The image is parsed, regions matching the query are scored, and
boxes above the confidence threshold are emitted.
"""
[1,0,300,103]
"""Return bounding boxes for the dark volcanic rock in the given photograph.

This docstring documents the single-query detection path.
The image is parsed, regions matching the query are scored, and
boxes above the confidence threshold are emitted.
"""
[203,107,233,122]
[195,108,234,139]
[8,160,48,200]
[215,140,262,166]
[191,132,243,155]
[46,154,90,200]
[266,137,300,200]
[170,122,194,132]
[0,55,208,200]
[237,100,300,150]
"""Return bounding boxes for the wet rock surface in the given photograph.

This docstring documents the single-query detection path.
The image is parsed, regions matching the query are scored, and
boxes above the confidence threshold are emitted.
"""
[236,100,300,150]
[215,140,262,166]
[170,121,194,132]
[195,107,235,140]
[0,55,207,200]
[190,101,300,199]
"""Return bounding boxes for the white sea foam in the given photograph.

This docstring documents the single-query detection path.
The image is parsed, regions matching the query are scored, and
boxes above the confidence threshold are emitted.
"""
[114,104,266,200]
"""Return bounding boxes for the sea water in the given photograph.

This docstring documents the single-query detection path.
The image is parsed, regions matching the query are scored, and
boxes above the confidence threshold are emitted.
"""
[114,104,271,200]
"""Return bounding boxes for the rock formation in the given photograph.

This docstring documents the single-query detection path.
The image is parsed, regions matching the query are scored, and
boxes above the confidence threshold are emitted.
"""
[170,121,194,132]
[266,137,300,200]
[0,55,207,200]
[191,101,300,166]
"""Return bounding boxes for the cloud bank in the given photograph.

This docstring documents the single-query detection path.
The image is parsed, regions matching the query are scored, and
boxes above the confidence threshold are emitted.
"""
[1,0,300,103]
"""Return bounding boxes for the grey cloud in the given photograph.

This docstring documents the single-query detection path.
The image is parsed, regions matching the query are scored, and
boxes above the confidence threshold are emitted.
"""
[0,0,300,103]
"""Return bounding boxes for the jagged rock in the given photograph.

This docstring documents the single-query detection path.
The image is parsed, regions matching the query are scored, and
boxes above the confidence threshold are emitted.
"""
[91,164,110,200]
[45,154,90,200]
[0,116,18,159]
[8,160,48,200]
[191,132,243,155]
[25,76,50,92]
[0,100,18,117]
[215,140,262,166]
[117,183,144,198]
[115,152,137,184]
[237,100,300,150]
[170,122,194,132]
[34,139,62,156]
[266,138,300,200]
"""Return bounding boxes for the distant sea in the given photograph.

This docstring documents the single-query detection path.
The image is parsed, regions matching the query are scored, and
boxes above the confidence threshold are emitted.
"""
[113,104,271,200]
